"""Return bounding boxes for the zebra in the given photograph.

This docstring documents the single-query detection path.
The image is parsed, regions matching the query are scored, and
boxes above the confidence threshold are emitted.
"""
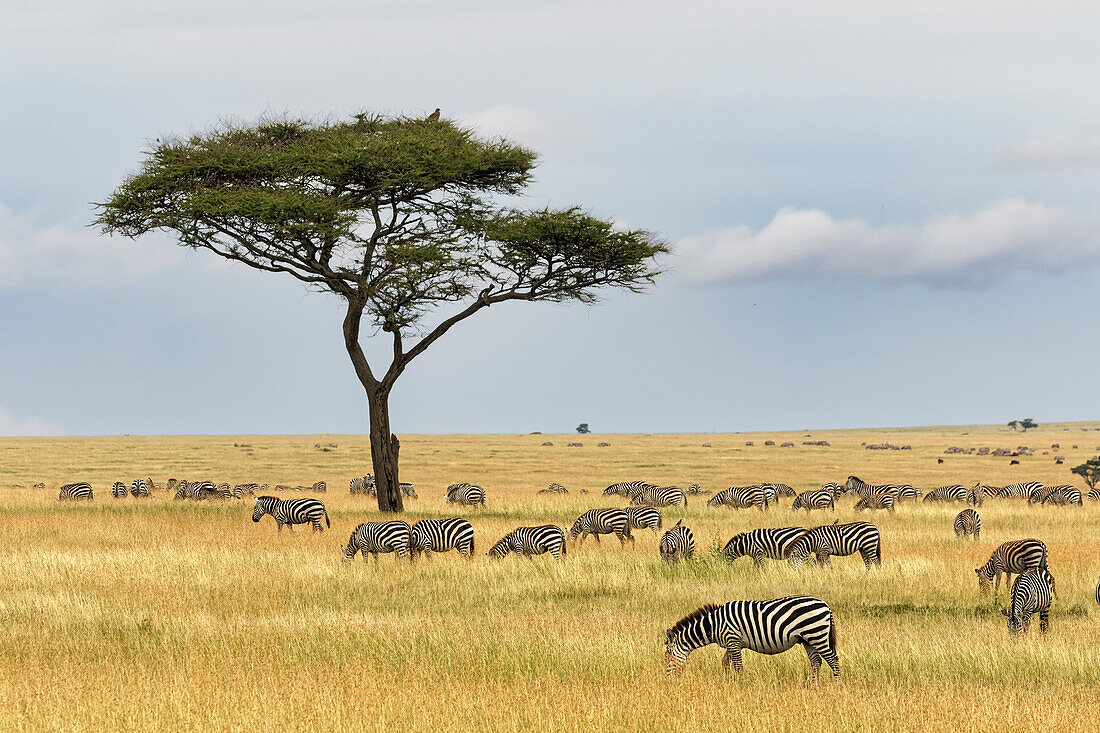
[791,489,835,512]
[1004,481,1042,499]
[410,518,475,559]
[628,484,687,508]
[922,485,967,503]
[624,505,663,533]
[568,509,633,547]
[686,483,709,495]
[445,483,486,506]
[844,476,902,498]
[854,494,895,513]
[252,496,330,532]
[130,479,152,498]
[1041,486,1082,506]
[1002,568,1056,635]
[487,525,567,560]
[311,481,327,493]
[234,483,261,497]
[786,521,882,569]
[707,485,769,511]
[349,476,370,495]
[537,483,568,494]
[1087,488,1100,502]
[964,485,984,507]
[603,481,648,497]
[954,509,980,539]
[342,521,413,561]
[659,520,694,563]
[895,485,922,502]
[58,483,93,501]
[974,483,1006,499]
[974,538,1049,595]
[111,481,128,499]
[1096,574,1100,606]
[664,596,840,682]
[722,527,808,566]
[761,483,795,502]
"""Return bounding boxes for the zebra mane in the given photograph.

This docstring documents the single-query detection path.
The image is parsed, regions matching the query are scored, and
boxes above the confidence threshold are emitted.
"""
[668,604,721,638]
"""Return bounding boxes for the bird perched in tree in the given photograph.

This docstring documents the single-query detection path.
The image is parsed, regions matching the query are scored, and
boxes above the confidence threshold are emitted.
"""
[426,108,440,121]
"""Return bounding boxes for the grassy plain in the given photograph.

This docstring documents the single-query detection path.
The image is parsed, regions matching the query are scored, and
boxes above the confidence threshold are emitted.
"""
[1,422,1099,732]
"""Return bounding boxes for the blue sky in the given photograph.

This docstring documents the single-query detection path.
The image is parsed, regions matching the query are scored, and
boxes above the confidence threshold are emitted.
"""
[2,1,1099,435]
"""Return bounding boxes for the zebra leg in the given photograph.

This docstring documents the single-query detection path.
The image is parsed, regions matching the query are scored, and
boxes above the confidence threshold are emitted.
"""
[721,646,744,674]
[1039,611,1050,634]
[804,644,822,682]
[277,521,284,533]
[753,552,765,568]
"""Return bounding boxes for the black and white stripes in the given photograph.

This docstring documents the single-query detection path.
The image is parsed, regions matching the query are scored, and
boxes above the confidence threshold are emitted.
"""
[410,518,475,559]
[568,509,633,546]
[786,521,882,569]
[1002,568,1056,635]
[446,483,486,506]
[953,509,980,539]
[58,482,93,501]
[659,520,694,563]
[487,525,567,560]
[342,521,413,561]
[707,486,769,511]
[251,496,330,532]
[722,527,808,566]
[974,539,1048,595]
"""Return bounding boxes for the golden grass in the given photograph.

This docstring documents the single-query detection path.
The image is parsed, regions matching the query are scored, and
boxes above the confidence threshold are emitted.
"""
[2,422,1100,732]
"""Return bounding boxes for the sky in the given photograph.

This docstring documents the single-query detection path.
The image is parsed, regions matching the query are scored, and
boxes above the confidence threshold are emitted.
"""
[1,0,1099,436]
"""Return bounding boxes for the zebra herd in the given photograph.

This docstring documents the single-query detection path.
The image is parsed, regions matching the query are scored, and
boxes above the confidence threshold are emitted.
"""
[56,478,329,501]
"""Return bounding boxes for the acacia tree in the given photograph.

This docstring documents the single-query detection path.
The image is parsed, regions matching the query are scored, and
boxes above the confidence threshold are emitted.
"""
[96,113,666,511]
[1071,457,1100,491]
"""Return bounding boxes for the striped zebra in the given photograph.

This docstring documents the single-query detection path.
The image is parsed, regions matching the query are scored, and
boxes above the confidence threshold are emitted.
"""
[1095,574,1100,606]
[659,520,694,563]
[1041,486,1082,506]
[603,481,648,497]
[349,476,370,495]
[895,485,922,502]
[722,527,808,566]
[707,485,769,511]
[252,496,330,532]
[975,483,1007,499]
[953,509,980,539]
[568,508,633,547]
[844,476,902,499]
[537,483,568,494]
[786,521,882,569]
[624,505,663,533]
[628,484,687,508]
[665,596,840,681]
[820,482,843,497]
[964,486,984,507]
[1004,481,1042,499]
[1002,568,1056,635]
[922,485,967,503]
[761,483,795,502]
[111,482,128,499]
[342,521,412,561]
[854,494,895,513]
[791,489,835,512]
[410,518,475,559]
[974,538,1048,595]
[487,525,567,560]
[445,483,486,506]
[310,481,327,493]
[1087,488,1100,502]
[130,479,152,498]
[58,482,93,501]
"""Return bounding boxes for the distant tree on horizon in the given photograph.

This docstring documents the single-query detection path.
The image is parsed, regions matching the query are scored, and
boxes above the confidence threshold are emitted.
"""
[95,112,666,512]
[1007,420,1019,431]
[576,423,590,434]
[1020,418,1038,431]
[1071,457,1100,491]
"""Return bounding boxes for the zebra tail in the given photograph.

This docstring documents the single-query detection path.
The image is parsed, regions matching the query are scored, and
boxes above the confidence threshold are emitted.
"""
[829,615,838,654]
[1040,545,1048,570]
[324,510,331,528]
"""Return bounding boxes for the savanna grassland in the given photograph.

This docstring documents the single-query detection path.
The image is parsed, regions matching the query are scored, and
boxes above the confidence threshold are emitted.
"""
[2,423,1100,732]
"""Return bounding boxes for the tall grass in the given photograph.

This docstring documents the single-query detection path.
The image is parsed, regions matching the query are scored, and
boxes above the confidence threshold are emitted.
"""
[1,424,1099,731]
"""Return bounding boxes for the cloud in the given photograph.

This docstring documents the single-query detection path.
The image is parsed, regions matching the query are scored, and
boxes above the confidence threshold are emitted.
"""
[0,204,181,292]
[0,405,62,436]
[999,129,1100,169]
[676,198,1100,288]
[460,105,558,149]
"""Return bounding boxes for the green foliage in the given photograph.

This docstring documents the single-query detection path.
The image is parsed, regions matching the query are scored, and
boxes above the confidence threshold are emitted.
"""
[1007,420,1018,430]
[1071,457,1100,489]
[576,423,590,434]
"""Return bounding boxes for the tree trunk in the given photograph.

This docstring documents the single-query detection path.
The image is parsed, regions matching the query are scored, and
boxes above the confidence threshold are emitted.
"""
[367,387,403,513]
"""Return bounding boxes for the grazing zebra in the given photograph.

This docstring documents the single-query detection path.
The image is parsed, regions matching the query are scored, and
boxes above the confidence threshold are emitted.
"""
[964,486,984,507]
[659,520,694,563]
[410,518,475,559]
[58,483,93,501]
[603,481,648,497]
[922,485,967,503]
[342,521,413,561]
[629,484,687,508]
[624,505,663,533]
[311,481,327,493]
[854,494,895,513]
[953,508,981,539]
[487,525,567,560]
[786,521,882,569]
[761,483,795,502]
[1004,481,1042,499]
[234,483,261,497]
[537,483,568,494]
[708,485,769,511]
[844,476,902,499]
[686,483,709,495]
[664,596,840,681]
[111,481,128,499]
[1002,568,1056,635]
[820,482,843,497]
[251,496,330,532]
[895,485,922,502]
[1087,488,1100,502]
[445,483,486,506]
[791,489,835,512]
[568,509,633,547]
[722,527,808,566]
[130,479,152,498]
[974,538,1048,595]
[1041,486,1082,506]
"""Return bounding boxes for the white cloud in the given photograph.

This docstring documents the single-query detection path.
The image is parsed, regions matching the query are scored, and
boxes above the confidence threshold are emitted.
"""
[0,405,62,436]
[460,105,557,149]
[676,198,1100,288]
[0,204,181,292]
[999,129,1100,169]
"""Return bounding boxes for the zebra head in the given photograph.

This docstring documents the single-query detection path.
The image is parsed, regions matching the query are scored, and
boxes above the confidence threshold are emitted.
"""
[567,517,585,543]
[665,627,690,676]
[720,533,746,561]
[409,527,431,559]
[974,565,995,594]
[1001,608,1026,635]
[252,497,276,522]
[486,535,511,560]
